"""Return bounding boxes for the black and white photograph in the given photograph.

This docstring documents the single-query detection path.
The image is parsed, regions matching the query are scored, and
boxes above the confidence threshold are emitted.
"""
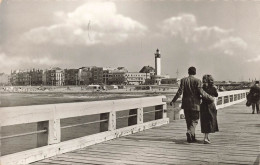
[0,0,259,164]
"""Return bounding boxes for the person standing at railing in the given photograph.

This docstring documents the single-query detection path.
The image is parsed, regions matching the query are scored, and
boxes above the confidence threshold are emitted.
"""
[170,67,214,143]
[200,75,219,144]
[249,81,260,114]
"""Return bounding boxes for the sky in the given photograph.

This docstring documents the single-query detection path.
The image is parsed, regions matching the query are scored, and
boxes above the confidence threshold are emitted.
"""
[0,0,260,81]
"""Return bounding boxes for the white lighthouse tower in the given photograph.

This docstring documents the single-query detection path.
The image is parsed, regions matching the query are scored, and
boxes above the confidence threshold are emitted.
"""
[155,48,161,76]
[152,48,163,85]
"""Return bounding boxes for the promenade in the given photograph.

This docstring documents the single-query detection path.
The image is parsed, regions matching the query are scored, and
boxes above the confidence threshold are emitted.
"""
[31,101,260,165]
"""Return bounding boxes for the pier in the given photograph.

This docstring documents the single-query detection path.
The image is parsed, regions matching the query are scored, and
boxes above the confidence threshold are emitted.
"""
[1,90,259,165]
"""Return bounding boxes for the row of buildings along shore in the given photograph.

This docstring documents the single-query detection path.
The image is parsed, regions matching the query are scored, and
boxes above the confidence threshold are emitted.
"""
[1,65,174,86]
[0,49,177,86]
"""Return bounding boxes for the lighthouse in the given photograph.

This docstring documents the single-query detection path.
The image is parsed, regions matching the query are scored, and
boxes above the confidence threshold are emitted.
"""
[155,49,161,76]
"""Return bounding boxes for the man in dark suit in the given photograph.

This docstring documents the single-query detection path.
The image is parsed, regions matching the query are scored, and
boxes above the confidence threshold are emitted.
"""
[170,67,214,143]
[249,81,260,114]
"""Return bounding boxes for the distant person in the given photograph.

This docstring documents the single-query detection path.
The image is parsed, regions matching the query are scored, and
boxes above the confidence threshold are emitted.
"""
[170,67,214,143]
[200,75,219,144]
[219,86,225,91]
[249,81,260,114]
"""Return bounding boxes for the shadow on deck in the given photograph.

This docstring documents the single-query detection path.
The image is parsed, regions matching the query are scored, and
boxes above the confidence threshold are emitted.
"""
[32,101,260,165]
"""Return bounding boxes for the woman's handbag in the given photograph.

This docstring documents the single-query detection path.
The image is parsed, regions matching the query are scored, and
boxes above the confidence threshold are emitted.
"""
[246,100,251,107]
[246,92,252,107]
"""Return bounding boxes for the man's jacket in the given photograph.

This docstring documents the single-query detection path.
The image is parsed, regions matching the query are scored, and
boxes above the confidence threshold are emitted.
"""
[249,84,260,103]
[172,75,214,111]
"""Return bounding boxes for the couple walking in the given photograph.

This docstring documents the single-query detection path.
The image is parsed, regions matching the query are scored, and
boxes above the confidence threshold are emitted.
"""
[170,66,219,144]
[248,81,260,114]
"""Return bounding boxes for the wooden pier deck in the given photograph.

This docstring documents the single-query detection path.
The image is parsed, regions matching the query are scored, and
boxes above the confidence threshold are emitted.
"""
[32,101,260,165]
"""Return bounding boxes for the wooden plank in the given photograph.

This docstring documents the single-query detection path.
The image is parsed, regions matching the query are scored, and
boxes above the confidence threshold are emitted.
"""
[73,147,255,165]
[86,142,259,156]
[63,152,215,165]
[85,143,258,160]
[57,154,156,165]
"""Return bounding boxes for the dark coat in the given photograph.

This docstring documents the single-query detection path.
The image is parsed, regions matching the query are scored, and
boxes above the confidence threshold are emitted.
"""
[172,75,214,111]
[249,85,260,104]
[200,85,219,133]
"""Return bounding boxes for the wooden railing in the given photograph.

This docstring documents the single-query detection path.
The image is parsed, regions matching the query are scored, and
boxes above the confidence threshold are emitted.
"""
[215,89,248,109]
[173,89,249,119]
[0,96,168,165]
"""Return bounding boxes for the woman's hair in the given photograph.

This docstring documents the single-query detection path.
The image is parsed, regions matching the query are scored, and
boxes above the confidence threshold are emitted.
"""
[202,74,214,85]
[202,75,208,84]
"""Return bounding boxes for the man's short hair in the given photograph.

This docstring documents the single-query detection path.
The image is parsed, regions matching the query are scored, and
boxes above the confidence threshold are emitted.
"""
[188,66,196,75]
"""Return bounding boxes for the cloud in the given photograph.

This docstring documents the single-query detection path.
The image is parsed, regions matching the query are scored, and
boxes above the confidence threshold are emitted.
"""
[161,14,197,43]
[247,55,260,62]
[0,49,59,73]
[210,37,248,56]
[192,26,232,43]
[0,52,20,68]
[161,14,232,43]
[161,13,249,60]
[22,2,147,46]
[31,57,59,65]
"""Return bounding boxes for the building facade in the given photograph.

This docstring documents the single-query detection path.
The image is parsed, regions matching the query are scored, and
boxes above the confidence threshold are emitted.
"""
[125,72,150,85]
[64,69,79,85]
[161,78,177,84]
[108,72,126,85]
[29,69,43,85]
[9,69,43,86]
[78,67,92,85]
[91,67,103,84]
[103,67,128,85]
[46,67,64,86]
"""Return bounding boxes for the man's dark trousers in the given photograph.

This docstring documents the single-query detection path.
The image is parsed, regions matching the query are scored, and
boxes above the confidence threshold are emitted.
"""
[252,103,260,114]
[184,109,200,137]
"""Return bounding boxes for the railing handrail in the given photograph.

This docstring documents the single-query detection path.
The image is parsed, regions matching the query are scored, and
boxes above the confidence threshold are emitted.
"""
[217,89,248,97]
[0,96,165,127]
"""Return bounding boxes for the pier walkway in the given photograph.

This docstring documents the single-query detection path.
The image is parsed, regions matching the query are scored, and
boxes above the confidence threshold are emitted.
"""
[32,101,260,165]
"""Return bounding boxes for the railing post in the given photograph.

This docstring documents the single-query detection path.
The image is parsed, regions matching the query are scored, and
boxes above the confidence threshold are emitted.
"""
[108,111,116,131]
[163,104,167,119]
[137,108,144,124]
[222,96,224,105]
[48,119,61,145]
[214,97,218,106]
[37,119,61,147]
